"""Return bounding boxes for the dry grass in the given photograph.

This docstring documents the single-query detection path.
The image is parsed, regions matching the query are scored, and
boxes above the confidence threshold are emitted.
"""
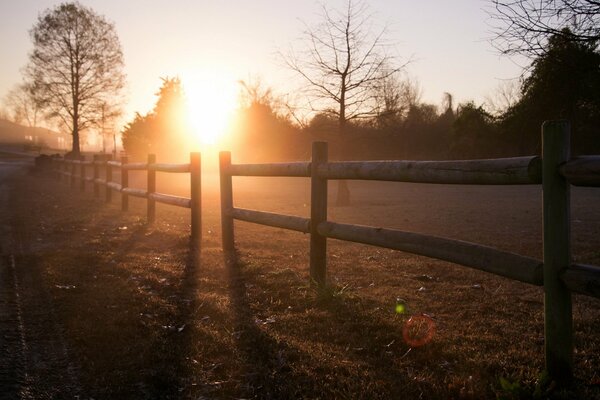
[6,171,600,399]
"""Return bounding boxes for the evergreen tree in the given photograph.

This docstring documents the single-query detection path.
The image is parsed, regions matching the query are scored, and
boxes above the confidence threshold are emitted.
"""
[501,29,600,154]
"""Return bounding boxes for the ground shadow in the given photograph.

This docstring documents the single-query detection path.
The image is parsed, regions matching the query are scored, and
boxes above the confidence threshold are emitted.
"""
[224,251,323,398]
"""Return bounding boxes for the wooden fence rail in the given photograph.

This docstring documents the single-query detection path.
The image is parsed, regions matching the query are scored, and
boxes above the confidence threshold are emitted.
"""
[53,152,201,248]
[219,120,600,384]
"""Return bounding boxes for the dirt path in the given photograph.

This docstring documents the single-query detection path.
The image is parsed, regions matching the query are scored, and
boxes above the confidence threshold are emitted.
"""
[0,163,80,399]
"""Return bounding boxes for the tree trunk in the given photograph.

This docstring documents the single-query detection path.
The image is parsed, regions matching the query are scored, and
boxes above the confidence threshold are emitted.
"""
[336,80,351,206]
[71,101,80,156]
[72,128,80,156]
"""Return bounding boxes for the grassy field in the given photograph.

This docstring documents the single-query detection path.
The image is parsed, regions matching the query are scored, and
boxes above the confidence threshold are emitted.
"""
[4,169,600,399]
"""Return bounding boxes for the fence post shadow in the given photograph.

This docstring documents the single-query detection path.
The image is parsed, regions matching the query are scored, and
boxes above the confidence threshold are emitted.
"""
[224,255,316,397]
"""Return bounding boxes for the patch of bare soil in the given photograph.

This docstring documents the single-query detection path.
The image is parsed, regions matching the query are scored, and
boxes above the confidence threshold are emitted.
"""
[0,171,598,399]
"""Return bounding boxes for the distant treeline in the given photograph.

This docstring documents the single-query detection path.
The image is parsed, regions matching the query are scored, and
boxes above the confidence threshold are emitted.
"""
[232,31,600,162]
[123,30,600,162]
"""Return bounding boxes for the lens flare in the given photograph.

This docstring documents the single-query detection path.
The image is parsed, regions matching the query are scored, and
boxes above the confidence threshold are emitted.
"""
[395,298,408,314]
[402,314,436,347]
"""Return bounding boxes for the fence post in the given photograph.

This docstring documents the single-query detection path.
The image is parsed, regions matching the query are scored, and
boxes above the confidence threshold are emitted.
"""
[190,152,202,250]
[93,155,99,198]
[105,155,113,203]
[147,154,156,223]
[542,120,573,383]
[121,155,129,211]
[219,152,234,255]
[79,156,86,192]
[310,141,328,286]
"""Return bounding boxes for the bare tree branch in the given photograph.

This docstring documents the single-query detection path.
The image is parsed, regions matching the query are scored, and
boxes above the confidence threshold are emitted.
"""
[281,0,408,130]
[489,0,600,58]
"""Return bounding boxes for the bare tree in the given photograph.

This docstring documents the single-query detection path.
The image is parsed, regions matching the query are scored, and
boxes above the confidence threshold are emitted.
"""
[237,76,286,114]
[3,82,41,127]
[484,79,521,116]
[25,2,125,156]
[374,74,422,128]
[489,0,600,57]
[97,101,122,154]
[283,0,407,204]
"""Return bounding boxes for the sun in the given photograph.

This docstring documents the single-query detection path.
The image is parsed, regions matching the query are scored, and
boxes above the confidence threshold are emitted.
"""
[184,74,237,147]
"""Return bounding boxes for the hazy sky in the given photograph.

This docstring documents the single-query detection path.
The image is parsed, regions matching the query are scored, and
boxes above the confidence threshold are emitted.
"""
[0,0,524,124]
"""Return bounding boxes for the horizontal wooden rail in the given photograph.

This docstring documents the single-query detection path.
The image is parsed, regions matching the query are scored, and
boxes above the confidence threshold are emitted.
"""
[559,156,600,187]
[54,153,201,248]
[561,264,600,299]
[148,192,191,208]
[122,162,148,170]
[106,182,122,191]
[317,221,544,285]
[230,207,310,233]
[318,156,542,185]
[149,163,191,173]
[121,187,147,198]
[228,162,311,177]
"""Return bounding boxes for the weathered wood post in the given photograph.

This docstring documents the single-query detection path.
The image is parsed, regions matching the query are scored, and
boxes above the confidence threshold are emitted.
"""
[219,151,234,255]
[121,155,129,211]
[542,120,573,383]
[79,156,86,192]
[190,152,202,249]
[93,155,100,198]
[147,154,156,223]
[105,156,113,203]
[310,141,328,286]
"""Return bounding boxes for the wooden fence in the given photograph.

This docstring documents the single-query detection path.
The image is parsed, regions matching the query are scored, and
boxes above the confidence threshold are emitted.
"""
[219,120,600,383]
[54,152,202,248]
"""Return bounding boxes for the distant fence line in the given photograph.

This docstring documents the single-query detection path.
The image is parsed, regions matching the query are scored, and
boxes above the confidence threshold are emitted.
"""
[219,120,600,384]
[53,152,201,248]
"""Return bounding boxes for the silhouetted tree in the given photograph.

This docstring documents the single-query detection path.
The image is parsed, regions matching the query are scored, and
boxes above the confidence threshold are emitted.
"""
[484,79,521,116]
[122,77,189,160]
[25,2,125,156]
[400,102,451,159]
[452,102,499,158]
[3,82,41,127]
[374,75,422,130]
[283,0,407,204]
[490,0,600,57]
[500,30,600,154]
[232,78,303,161]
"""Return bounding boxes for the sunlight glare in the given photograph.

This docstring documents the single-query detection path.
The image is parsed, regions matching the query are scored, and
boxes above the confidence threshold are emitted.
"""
[184,74,237,148]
